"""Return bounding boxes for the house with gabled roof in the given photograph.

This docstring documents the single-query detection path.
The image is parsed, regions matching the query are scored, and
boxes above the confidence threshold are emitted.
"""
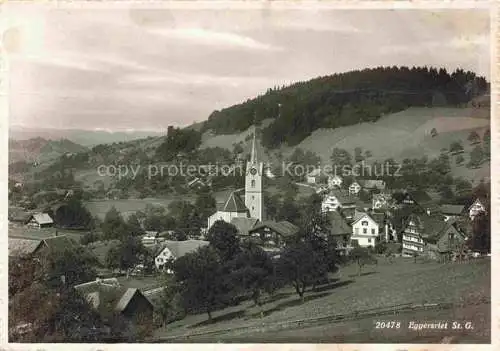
[74,278,154,323]
[467,197,488,221]
[327,175,343,189]
[207,191,250,229]
[151,239,209,271]
[32,235,76,257]
[401,214,447,257]
[351,211,381,248]
[348,181,362,195]
[27,213,54,229]
[248,220,299,248]
[440,204,466,222]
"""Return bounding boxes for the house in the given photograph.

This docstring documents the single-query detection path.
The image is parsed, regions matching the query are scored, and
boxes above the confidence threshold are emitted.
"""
[32,235,76,257]
[74,278,154,323]
[27,213,54,228]
[8,238,43,258]
[327,175,343,189]
[152,240,209,271]
[141,231,160,246]
[351,211,381,248]
[392,190,433,213]
[326,211,352,254]
[321,190,356,216]
[207,191,250,229]
[359,179,386,191]
[306,168,322,184]
[248,220,299,248]
[401,214,447,257]
[372,193,395,210]
[440,204,465,222]
[230,217,260,237]
[467,198,488,221]
[8,208,32,225]
[349,181,362,195]
[187,177,206,190]
[434,221,468,260]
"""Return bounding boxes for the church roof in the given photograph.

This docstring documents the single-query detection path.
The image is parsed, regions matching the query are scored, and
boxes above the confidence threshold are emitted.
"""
[222,191,248,213]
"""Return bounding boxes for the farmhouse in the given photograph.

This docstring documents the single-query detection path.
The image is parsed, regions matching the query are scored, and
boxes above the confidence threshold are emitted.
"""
[348,181,361,195]
[27,213,54,229]
[152,240,209,271]
[33,235,77,257]
[351,211,380,248]
[467,197,488,220]
[74,278,154,323]
[401,214,447,257]
[248,220,299,248]
[440,204,465,222]
[8,208,32,225]
[428,221,468,261]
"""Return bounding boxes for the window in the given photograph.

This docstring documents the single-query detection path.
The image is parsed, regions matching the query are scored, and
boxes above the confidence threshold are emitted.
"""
[363,228,367,234]
[158,258,163,263]
[371,229,375,235]
[251,180,255,187]
[252,195,255,200]
[368,238,371,243]
[362,221,368,226]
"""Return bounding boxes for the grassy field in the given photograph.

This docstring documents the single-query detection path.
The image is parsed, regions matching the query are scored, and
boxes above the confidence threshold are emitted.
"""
[84,196,195,220]
[8,225,86,243]
[153,257,490,342]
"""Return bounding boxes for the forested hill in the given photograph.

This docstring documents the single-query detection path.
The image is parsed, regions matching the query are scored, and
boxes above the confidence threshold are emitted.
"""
[201,66,489,148]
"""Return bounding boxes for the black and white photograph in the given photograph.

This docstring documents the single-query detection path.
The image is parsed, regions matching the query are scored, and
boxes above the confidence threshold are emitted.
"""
[3,1,493,345]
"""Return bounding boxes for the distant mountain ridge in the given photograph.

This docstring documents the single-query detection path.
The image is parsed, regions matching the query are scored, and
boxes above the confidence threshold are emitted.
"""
[8,137,89,164]
[9,127,165,147]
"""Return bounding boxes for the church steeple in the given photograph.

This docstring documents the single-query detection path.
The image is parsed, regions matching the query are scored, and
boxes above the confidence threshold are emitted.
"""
[250,126,257,164]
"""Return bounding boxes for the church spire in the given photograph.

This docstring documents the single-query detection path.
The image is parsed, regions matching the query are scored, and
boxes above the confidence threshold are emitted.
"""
[250,112,257,164]
[250,127,257,164]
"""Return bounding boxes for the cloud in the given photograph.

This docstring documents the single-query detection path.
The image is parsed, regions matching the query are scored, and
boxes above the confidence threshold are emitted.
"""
[148,27,281,51]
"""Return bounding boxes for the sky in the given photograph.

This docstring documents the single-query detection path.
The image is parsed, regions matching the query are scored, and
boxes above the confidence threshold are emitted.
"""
[2,6,491,132]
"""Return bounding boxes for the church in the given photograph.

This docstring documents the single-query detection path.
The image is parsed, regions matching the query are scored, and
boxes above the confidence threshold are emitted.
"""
[207,130,264,230]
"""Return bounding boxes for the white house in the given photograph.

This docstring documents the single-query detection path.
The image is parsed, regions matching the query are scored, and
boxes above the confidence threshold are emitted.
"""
[468,198,487,220]
[153,240,209,271]
[349,181,362,195]
[27,213,54,229]
[327,175,343,189]
[321,194,341,212]
[351,211,380,248]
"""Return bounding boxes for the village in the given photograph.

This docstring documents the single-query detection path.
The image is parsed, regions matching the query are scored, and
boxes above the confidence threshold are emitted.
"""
[8,124,491,342]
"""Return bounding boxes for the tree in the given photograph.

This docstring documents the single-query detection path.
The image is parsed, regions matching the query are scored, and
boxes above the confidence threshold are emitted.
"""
[330,148,352,170]
[455,178,473,198]
[105,237,147,277]
[43,246,99,289]
[449,141,464,155]
[277,195,301,225]
[173,246,227,322]
[127,213,145,237]
[206,220,241,262]
[227,243,276,317]
[354,147,364,163]
[349,247,377,276]
[468,211,490,254]
[101,207,129,240]
[467,145,484,168]
[364,150,373,159]
[53,199,94,229]
[195,193,217,223]
[276,242,328,303]
[468,131,481,145]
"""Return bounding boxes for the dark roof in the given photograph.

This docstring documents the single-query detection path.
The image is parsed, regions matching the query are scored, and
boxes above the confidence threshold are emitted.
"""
[8,207,32,223]
[352,211,379,226]
[440,204,465,216]
[230,217,260,236]
[250,220,300,238]
[8,238,43,257]
[435,223,467,253]
[406,214,447,239]
[39,235,76,252]
[74,279,153,314]
[218,191,248,213]
[371,213,386,226]
[327,212,351,236]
